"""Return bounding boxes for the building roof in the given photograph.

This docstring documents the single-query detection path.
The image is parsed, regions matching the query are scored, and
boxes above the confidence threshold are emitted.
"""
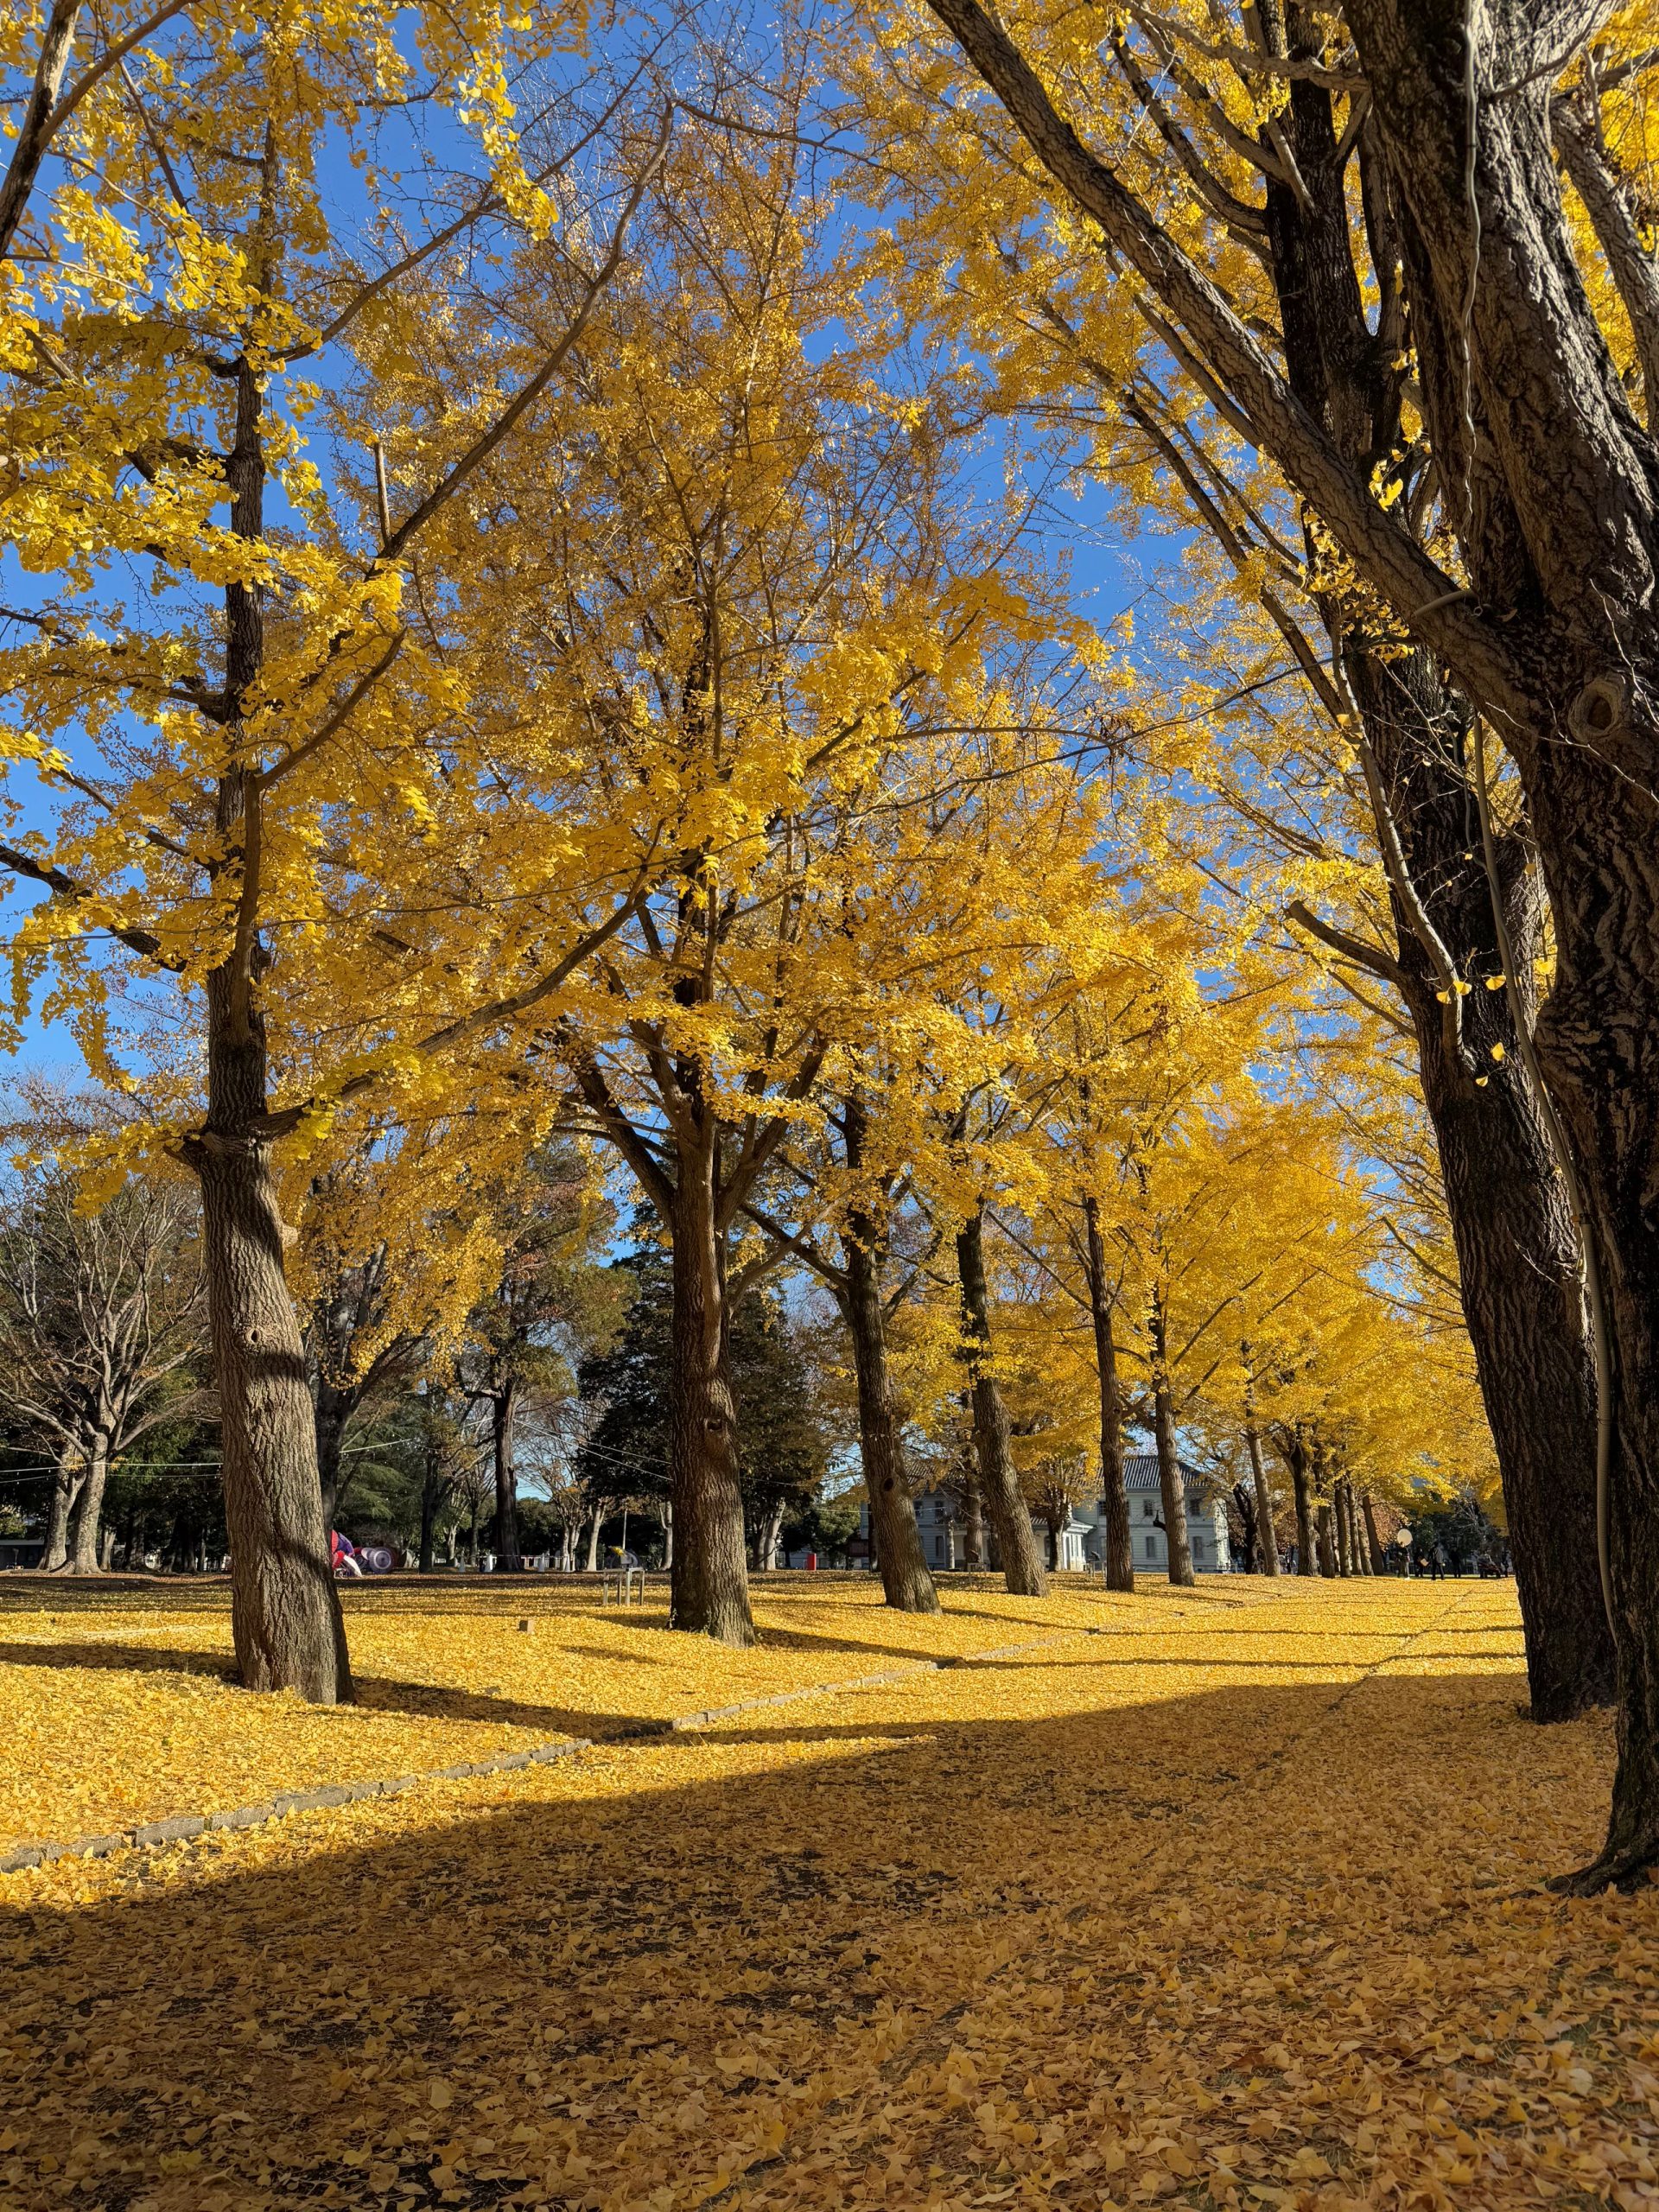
[1121,1453,1207,1493]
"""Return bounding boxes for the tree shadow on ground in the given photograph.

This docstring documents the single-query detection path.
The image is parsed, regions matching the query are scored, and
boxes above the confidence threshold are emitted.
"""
[0,1637,654,1741]
[0,1664,1612,2212]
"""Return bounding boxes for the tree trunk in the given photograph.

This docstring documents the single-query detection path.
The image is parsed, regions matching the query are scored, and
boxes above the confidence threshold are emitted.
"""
[1316,1503,1337,1579]
[666,1145,753,1643]
[1232,1481,1258,1572]
[843,1223,939,1613]
[1148,1293,1193,1587]
[955,1208,1046,1596]
[1246,1416,1280,1577]
[758,1497,785,1573]
[195,1071,349,1698]
[583,1499,604,1572]
[67,1439,110,1574]
[1281,1435,1316,1576]
[1261,0,1609,1707]
[1083,1192,1134,1590]
[1334,1483,1353,1577]
[1351,1486,1372,1575]
[491,1380,520,1566]
[39,1454,80,1571]
[187,358,348,1704]
[659,1502,672,1571]
[419,1484,438,1573]
[962,1467,983,1568]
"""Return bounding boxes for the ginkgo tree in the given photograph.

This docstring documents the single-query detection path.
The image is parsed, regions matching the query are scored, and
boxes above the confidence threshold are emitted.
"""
[0,2,676,1698]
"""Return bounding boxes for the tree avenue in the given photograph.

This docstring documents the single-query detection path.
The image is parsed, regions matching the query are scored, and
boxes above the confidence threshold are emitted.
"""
[0,0,1653,1893]
[849,0,1659,1885]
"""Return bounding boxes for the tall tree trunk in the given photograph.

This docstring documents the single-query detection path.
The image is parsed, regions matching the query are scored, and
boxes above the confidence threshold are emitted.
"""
[759,1497,785,1573]
[666,1143,753,1643]
[1148,1291,1193,1586]
[1232,1481,1258,1572]
[195,1021,350,1700]
[67,1439,110,1574]
[1083,1192,1134,1590]
[491,1380,520,1565]
[186,358,347,1703]
[1317,1503,1337,1579]
[1281,1433,1316,1577]
[583,1500,603,1572]
[955,1207,1046,1596]
[1245,1414,1280,1578]
[962,1465,983,1568]
[843,1219,939,1614]
[39,1453,80,1571]
[1352,1485,1374,1575]
[1427,1057,1612,1709]
[1334,1483,1353,1577]
[659,1502,672,1571]
[419,1484,439,1574]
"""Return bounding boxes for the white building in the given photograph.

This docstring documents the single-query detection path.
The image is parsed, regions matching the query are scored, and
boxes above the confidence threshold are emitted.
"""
[868,1453,1232,1575]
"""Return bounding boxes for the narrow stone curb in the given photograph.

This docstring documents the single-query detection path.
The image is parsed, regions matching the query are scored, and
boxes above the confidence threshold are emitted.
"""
[645,1631,1071,1734]
[0,1628,1073,1874]
[0,1737,591,1873]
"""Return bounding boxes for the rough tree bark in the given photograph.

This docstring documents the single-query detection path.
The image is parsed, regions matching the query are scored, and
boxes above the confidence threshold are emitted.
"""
[1362,1491,1388,1575]
[491,1378,520,1567]
[844,1232,939,1612]
[956,1208,1046,1596]
[1148,1289,1193,1586]
[185,360,348,1704]
[1084,1192,1134,1589]
[67,1439,109,1574]
[1257,31,1609,1708]
[1277,1430,1316,1577]
[1245,1414,1280,1577]
[961,1464,984,1568]
[1317,1502,1337,1579]
[39,1453,80,1572]
[667,1146,754,1643]
[841,1097,938,1612]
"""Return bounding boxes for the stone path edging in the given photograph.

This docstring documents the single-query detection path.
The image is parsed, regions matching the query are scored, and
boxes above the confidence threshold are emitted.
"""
[0,1632,1067,1875]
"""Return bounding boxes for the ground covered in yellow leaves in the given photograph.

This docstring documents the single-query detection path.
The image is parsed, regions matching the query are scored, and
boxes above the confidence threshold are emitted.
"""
[0,1574,1096,1850]
[3,1576,1656,2212]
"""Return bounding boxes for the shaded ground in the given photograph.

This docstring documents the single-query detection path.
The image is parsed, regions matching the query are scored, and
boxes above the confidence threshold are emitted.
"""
[3,1580,1655,2212]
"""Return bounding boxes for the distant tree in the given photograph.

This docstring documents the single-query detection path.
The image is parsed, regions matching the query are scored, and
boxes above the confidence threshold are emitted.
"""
[461,1147,625,1567]
[302,1239,424,1531]
[0,1150,207,1573]
[577,1224,830,1567]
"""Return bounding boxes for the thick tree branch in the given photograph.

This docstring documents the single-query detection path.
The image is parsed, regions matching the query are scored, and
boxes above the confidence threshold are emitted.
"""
[0,840,181,969]
[0,0,80,261]
[1285,898,1408,989]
